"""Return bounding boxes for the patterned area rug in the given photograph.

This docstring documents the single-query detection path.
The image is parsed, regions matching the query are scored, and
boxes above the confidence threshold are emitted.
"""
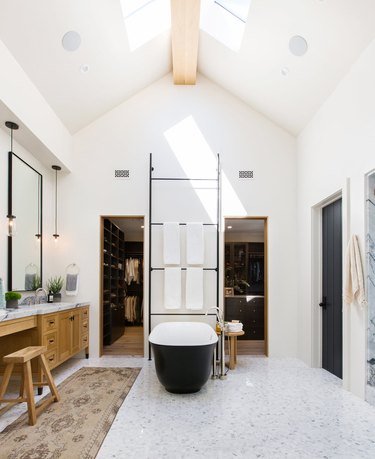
[0,367,140,459]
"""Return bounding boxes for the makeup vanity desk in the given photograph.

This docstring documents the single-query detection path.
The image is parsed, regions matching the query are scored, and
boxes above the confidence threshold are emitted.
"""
[0,303,89,386]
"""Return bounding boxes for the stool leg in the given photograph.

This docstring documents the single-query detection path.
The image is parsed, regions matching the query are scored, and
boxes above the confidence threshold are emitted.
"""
[39,355,60,402]
[19,369,25,398]
[24,361,36,426]
[0,363,14,401]
[229,337,235,370]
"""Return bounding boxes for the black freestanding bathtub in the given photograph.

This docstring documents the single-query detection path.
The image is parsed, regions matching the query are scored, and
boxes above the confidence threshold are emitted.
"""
[149,322,218,394]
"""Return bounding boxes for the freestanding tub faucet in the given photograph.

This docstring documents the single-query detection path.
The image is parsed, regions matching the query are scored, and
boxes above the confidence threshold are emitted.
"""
[205,306,226,379]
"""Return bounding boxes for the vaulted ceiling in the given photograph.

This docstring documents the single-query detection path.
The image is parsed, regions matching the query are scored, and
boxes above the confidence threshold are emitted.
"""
[0,0,374,136]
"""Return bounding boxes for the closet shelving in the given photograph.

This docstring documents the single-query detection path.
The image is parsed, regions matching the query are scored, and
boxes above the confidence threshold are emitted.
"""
[148,153,221,359]
[103,218,125,345]
[124,241,143,325]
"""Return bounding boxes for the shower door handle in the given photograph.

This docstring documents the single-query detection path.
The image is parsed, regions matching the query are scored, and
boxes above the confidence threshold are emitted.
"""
[319,297,327,308]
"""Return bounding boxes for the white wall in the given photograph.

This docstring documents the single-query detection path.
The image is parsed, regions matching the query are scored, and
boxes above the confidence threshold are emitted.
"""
[55,73,297,359]
[0,40,73,170]
[297,37,375,398]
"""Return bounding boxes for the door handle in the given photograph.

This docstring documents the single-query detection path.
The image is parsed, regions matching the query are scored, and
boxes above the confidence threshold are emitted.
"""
[319,297,327,308]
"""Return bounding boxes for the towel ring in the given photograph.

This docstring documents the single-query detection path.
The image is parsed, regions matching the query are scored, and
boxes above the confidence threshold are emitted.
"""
[25,263,37,275]
[66,263,80,275]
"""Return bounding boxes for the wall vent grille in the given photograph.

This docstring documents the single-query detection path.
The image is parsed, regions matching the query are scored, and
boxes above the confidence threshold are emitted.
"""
[115,169,130,179]
[239,170,253,179]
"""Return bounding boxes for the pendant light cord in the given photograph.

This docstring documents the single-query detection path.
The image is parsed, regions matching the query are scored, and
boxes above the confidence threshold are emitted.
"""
[55,168,58,235]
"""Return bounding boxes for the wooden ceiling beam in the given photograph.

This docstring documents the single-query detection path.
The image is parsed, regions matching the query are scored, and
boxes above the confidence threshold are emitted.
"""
[171,0,200,85]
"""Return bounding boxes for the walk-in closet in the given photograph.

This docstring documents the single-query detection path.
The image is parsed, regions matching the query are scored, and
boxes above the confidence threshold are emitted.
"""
[224,218,267,355]
[101,216,144,356]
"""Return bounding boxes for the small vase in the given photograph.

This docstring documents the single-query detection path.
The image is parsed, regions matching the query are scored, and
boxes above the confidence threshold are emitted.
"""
[6,299,18,309]
[54,293,62,303]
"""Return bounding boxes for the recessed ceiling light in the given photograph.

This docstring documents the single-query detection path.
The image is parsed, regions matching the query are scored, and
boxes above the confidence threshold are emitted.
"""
[227,225,232,229]
[80,64,90,73]
[62,31,81,52]
[289,35,308,56]
[281,66,290,77]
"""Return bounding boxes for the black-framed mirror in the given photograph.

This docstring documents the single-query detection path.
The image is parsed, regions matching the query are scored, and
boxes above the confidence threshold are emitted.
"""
[8,152,43,291]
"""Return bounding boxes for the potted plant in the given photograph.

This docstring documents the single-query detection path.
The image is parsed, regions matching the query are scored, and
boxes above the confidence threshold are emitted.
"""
[5,291,22,309]
[46,276,64,303]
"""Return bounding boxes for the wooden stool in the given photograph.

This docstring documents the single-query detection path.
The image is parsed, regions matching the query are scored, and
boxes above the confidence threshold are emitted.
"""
[0,346,60,426]
[217,330,245,370]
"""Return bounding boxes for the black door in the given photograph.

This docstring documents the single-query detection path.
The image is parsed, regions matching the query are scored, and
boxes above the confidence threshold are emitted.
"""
[321,198,343,378]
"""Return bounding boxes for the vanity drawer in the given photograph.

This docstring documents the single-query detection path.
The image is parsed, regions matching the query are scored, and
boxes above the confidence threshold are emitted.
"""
[41,314,57,333]
[81,334,89,349]
[81,319,89,334]
[43,331,57,351]
[45,349,57,368]
[81,308,89,320]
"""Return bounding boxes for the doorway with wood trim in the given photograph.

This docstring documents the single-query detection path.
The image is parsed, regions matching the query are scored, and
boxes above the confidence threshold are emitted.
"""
[100,216,144,356]
[224,217,268,356]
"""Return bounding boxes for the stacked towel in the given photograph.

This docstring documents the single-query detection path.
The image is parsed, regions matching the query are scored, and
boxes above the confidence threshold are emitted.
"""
[185,268,203,310]
[163,223,180,265]
[164,268,181,309]
[186,223,204,265]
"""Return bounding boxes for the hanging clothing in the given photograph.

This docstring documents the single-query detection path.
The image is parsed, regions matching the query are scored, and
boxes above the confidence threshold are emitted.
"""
[124,295,143,323]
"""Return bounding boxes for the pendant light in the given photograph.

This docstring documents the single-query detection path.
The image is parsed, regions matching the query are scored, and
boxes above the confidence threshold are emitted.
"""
[52,165,61,241]
[35,174,41,241]
[5,121,19,237]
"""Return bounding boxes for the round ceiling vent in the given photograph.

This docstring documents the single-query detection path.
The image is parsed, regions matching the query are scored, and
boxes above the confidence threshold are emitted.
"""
[289,35,308,56]
[62,31,81,52]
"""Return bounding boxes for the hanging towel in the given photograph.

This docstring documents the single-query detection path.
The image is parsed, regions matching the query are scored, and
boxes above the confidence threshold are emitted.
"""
[344,235,367,306]
[25,273,36,290]
[66,274,79,296]
[164,268,181,309]
[186,223,204,265]
[163,222,180,265]
[186,268,204,310]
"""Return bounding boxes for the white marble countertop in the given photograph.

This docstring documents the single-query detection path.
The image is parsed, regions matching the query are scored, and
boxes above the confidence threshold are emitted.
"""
[0,302,90,322]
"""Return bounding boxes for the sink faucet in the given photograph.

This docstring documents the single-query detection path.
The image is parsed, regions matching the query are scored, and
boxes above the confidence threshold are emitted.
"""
[35,288,47,304]
[205,306,226,379]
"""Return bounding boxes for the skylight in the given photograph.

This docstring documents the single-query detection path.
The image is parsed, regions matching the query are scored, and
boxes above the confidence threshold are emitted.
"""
[120,0,171,52]
[214,0,251,23]
[200,0,251,52]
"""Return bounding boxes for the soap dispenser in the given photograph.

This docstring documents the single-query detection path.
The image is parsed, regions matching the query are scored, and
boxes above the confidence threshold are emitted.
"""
[47,291,54,303]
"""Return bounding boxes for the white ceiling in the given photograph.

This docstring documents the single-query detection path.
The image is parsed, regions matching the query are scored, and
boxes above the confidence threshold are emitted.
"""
[0,0,374,135]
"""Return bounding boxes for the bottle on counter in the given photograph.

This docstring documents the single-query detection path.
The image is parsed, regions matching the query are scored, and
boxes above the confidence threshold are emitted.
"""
[47,291,54,303]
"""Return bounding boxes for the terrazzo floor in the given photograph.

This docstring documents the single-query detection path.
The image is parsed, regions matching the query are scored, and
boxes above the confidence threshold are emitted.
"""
[1,356,375,458]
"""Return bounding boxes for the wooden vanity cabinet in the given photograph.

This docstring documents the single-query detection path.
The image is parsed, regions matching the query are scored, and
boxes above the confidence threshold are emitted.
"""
[36,306,89,369]
[0,306,89,386]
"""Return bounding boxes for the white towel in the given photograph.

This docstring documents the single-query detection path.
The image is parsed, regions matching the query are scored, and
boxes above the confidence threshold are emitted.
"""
[186,223,204,265]
[164,268,181,309]
[344,235,367,306]
[186,268,204,310]
[66,273,79,296]
[163,223,180,265]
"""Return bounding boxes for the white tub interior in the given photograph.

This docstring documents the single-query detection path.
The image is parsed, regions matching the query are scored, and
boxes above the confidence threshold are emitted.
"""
[149,321,218,346]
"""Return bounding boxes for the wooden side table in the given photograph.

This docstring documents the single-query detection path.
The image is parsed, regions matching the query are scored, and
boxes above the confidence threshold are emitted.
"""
[217,330,245,370]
